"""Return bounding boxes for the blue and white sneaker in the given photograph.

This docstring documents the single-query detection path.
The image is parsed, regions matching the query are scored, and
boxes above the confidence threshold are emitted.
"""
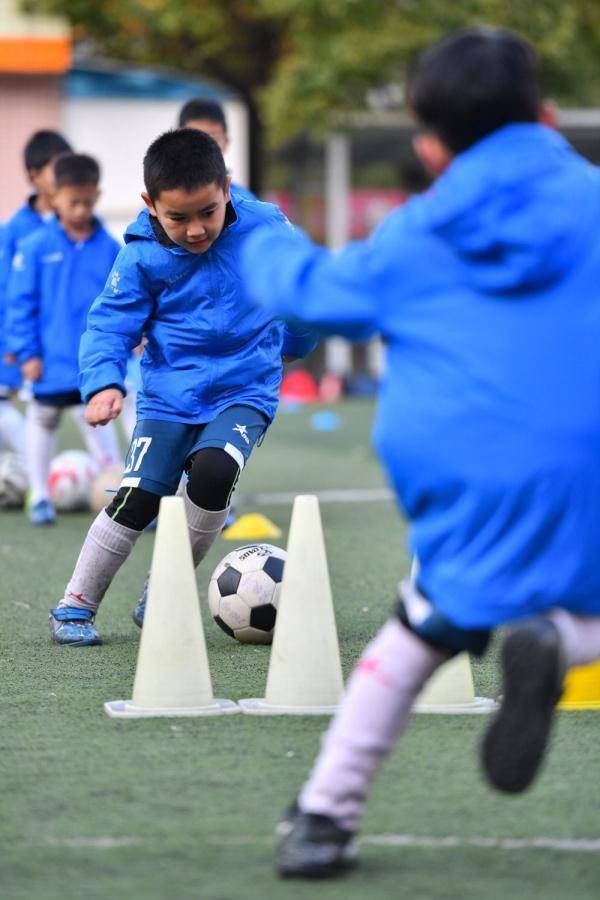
[132,574,149,629]
[29,499,56,526]
[49,606,101,646]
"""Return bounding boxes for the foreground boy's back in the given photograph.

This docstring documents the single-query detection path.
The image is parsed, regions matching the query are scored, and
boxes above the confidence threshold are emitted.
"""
[240,27,600,878]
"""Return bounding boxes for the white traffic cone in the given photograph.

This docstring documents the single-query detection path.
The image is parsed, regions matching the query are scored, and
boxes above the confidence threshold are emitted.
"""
[105,496,239,718]
[414,652,497,714]
[240,495,344,715]
[403,560,496,714]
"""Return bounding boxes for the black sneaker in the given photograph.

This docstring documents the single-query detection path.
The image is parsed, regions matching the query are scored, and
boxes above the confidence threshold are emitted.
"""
[481,618,565,794]
[277,807,358,879]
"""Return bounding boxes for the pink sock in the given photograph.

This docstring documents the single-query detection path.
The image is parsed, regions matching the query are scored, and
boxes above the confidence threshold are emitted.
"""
[299,618,447,831]
[547,609,600,668]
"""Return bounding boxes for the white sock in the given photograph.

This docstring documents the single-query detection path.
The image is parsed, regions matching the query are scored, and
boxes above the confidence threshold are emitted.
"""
[299,619,447,831]
[26,402,60,504]
[184,490,230,567]
[60,510,142,612]
[0,400,26,461]
[546,609,600,668]
[70,406,122,468]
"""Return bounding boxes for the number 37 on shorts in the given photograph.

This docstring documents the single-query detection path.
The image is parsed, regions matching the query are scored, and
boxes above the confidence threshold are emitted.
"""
[124,437,153,475]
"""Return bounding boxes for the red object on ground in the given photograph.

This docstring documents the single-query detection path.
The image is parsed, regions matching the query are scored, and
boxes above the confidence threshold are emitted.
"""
[319,372,344,403]
[280,369,319,403]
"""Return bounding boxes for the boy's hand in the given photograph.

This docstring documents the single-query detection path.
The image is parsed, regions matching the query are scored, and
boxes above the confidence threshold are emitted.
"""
[85,388,123,426]
[3,352,16,365]
[22,357,42,382]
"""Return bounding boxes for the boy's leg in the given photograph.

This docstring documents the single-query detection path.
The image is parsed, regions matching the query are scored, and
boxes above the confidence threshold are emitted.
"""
[49,486,159,645]
[278,619,447,878]
[0,397,26,460]
[301,618,446,827]
[132,406,266,625]
[279,582,491,879]
[547,608,600,667]
[482,609,600,794]
[26,401,60,523]
[184,447,238,563]
[49,418,193,646]
[70,405,122,468]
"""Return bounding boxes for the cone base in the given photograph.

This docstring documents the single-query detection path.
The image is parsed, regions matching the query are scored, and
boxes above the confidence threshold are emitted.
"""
[239,697,340,716]
[104,698,240,718]
[413,696,498,715]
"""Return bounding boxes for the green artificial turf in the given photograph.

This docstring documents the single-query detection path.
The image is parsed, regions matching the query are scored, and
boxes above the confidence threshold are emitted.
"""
[1,399,598,899]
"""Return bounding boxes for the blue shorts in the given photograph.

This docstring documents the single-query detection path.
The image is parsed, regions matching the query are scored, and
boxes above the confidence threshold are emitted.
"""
[121,405,268,496]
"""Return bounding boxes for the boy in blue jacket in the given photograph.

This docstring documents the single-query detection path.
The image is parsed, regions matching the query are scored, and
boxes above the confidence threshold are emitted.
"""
[7,153,121,525]
[0,131,72,462]
[241,28,600,878]
[49,128,314,646]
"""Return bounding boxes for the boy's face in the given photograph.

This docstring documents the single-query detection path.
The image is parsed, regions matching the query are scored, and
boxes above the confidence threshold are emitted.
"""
[184,119,229,154]
[53,184,100,234]
[142,178,231,254]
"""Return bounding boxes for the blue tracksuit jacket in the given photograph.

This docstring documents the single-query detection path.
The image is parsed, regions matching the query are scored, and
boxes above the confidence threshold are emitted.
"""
[231,181,257,203]
[79,197,316,424]
[6,216,120,399]
[241,124,600,627]
[0,198,47,390]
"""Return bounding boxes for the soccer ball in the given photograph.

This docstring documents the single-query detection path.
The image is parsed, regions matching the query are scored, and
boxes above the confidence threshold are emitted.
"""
[0,452,28,509]
[208,543,286,644]
[90,464,124,512]
[48,450,98,511]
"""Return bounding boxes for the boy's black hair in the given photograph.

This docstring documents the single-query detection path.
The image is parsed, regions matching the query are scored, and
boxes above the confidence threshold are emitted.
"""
[409,27,541,154]
[178,98,227,131]
[24,130,72,171]
[144,129,227,201]
[54,153,101,188]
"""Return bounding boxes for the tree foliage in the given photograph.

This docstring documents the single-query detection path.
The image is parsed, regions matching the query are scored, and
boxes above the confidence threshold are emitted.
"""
[32,0,600,144]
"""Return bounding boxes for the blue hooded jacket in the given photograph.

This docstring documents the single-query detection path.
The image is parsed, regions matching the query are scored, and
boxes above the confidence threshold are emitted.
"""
[6,216,120,399]
[241,124,600,627]
[0,199,48,390]
[79,197,316,423]
[231,181,257,203]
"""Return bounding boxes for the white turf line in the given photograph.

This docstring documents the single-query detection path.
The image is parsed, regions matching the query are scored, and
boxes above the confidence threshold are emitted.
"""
[248,488,394,506]
[3,835,598,853]
[205,835,600,854]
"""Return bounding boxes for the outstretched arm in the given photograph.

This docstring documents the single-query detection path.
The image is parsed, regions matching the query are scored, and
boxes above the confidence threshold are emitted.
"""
[242,227,385,341]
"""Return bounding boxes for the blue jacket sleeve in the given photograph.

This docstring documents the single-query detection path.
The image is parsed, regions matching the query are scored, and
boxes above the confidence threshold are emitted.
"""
[79,246,154,403]
[5,241,41,362]
[241,226,383,341]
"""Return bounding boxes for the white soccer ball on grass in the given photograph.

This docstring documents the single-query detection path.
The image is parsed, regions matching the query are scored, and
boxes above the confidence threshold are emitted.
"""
[0,452,28,509]
[48,450,98,511]
[208,543,286,644]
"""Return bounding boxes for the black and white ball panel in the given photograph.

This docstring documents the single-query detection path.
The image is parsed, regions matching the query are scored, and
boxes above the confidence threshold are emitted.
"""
[208,543,286,644]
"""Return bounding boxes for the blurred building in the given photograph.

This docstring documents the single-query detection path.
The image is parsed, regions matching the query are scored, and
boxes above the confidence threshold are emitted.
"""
[0,0,71,218]
[0,1,249,230]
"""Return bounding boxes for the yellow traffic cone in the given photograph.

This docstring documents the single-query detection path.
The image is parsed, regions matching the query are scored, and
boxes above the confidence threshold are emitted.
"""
[239,495,344,715]
[105,496,239,718]
[558,660,600,710]
[414,652,497,714]
[222,513,282,541]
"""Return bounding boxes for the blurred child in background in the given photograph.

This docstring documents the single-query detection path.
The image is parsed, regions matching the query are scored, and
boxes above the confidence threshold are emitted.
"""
[6,153,122,525]
[0,131,73,463]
